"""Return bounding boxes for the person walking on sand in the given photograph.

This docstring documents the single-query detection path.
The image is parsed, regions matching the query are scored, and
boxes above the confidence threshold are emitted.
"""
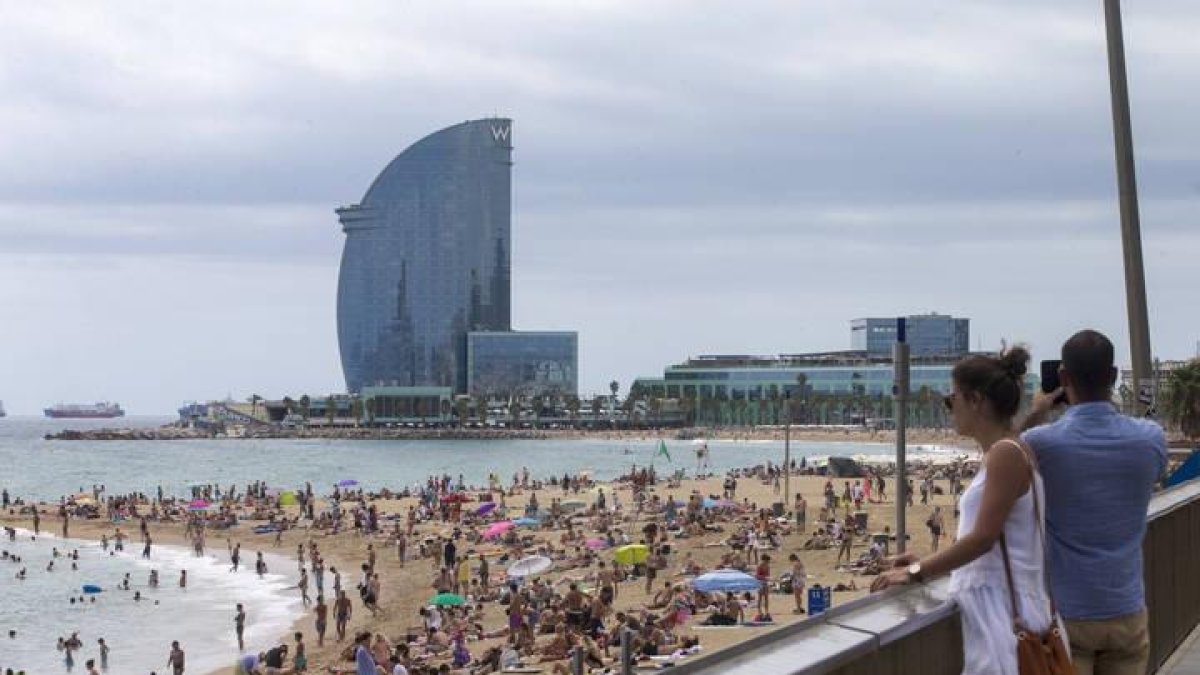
[1021,330,1167,675]
[234,603,246,651]
[335,590,353,641]
[871,347,1061,675]
[166,640,185,675]
[314,594,329,647]
[298,568,311,606]
[928,506,945,553]
[229,541,241,572]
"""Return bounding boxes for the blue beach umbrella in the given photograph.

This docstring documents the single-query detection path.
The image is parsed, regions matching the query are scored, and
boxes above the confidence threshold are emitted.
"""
[691,569,762,593]
[512,517,540,527]
[337,479,358,488]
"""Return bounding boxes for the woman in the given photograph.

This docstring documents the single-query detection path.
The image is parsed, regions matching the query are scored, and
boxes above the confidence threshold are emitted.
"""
[871,347,1058,675]
[789,553,806,614]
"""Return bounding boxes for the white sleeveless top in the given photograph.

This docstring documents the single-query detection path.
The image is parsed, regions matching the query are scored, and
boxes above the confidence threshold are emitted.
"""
[949,447,1048,601]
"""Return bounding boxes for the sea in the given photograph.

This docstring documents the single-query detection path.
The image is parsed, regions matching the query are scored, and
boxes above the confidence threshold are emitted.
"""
[0,415,967,673]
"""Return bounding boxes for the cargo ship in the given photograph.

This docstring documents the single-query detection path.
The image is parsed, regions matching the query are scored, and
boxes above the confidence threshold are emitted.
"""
[44,402,125,419]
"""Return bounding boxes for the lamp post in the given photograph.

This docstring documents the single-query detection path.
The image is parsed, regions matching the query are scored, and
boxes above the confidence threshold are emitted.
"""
[784,392,791,508]
[1104,0,1154,415]
[893,318,910,554]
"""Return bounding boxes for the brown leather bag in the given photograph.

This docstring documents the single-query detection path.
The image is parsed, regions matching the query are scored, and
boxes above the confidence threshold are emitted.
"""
[998,439,1075,675]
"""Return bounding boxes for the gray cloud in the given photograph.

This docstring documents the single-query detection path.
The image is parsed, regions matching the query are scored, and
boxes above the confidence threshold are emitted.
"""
[0,0,1197,412]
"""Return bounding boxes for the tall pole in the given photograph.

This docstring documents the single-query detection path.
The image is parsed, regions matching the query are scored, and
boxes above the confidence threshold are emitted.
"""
[893,318,910,554]
[1104,0,1154,415]
[784,393,791,510]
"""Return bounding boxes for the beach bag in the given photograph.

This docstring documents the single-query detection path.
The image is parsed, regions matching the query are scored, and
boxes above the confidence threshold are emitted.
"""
[997,439,1074,675]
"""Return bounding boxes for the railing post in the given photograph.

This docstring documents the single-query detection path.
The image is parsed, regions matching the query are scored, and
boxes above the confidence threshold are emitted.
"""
[621,627,635,675]
[571,645,585,675]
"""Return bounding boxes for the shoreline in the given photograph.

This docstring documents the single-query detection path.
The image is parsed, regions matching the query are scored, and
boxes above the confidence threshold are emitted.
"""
[44,424,973,446]
[0,525,302,675]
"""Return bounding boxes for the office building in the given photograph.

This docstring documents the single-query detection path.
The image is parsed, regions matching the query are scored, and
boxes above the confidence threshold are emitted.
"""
[851,313,969,358]
[466,331,578,398]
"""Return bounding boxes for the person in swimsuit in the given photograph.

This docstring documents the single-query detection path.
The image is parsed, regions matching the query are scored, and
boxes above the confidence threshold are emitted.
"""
[235,604,246,652]
[335,590,352,641]
[314,595,328,647]
[166,640,185,675]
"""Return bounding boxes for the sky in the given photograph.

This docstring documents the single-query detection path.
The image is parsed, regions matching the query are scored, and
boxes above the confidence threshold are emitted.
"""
[0,1,1197,415]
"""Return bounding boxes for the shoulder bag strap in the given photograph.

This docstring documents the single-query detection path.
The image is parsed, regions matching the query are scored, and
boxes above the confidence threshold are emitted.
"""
[998,532,1023,629]
[996,438,1060,621]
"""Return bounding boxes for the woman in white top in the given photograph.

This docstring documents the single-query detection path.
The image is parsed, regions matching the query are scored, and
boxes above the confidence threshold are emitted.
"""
[872,347,1057,675]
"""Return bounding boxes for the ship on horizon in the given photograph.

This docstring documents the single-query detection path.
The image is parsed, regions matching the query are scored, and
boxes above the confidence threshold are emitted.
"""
[44,402,125,419]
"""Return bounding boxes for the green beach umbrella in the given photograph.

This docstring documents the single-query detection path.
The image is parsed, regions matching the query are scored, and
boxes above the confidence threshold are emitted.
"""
[657,439,672,462]
[613,544,650,565]
[430,592,466,607]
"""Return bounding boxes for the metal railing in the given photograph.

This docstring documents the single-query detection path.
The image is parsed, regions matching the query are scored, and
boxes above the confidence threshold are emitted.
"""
[672,479,1200,675]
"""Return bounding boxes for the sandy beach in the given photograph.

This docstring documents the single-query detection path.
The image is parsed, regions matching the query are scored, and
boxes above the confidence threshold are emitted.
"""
[1,457,969,675]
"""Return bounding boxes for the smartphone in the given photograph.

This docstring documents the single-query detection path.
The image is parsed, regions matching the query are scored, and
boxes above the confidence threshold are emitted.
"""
[1040,360,1068,405]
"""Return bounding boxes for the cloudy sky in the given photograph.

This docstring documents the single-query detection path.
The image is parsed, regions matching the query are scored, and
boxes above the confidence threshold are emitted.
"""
[1,1,1197,414]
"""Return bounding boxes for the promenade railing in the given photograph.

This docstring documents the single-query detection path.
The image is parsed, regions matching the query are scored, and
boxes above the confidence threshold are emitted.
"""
[668,478,1200,675]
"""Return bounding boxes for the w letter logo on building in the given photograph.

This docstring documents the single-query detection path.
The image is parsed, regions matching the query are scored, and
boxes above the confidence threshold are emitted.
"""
[491,125,511,144]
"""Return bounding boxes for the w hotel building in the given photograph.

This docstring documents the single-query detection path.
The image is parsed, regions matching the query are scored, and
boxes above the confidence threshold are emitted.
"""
[335,119,576,400]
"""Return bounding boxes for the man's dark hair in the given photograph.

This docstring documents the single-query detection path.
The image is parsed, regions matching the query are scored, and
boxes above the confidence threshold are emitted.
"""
[1062,330,1116,397]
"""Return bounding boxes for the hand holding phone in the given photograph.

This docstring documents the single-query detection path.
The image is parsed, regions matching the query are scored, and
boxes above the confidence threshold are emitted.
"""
[1039,360,1069,406]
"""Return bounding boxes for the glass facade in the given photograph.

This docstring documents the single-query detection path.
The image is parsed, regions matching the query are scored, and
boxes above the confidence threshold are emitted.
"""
[635,363,956,400]
[467,332,578,398]
[851,314,969,358]
[336,119,513,393]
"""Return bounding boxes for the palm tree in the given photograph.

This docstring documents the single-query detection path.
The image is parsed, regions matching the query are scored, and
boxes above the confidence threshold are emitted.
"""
[1164,360,1200,439]
[456,398,470,428]
[476,397,489,426]
[364,397,376,426]
[282,396,295,416]
[298,395,312,421]
[531,395,544,429]
[566,395,581,429]
[509,399,522,428]
[350,397,363,428]
[326,394,337,426]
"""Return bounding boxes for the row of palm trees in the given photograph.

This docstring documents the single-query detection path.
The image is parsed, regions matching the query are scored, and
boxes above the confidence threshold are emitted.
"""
[242,357,1200,435]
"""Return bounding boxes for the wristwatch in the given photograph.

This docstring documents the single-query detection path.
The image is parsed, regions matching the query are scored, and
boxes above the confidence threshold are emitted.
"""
[906,562,925,583]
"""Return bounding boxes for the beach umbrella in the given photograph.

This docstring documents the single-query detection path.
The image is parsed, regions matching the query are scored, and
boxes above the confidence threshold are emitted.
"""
[476,502,497,516]
[613,544,649,565]
[337,479,358,488]
[512,517,540,528]
[279,491,297,506]
[440,493,469,503]
[430,592,466,607]
[701,497,719,509]
[506,555,553,578]
[189,499,210,508]
[585,538,610,550]
[483,521,515,539]
[715,499,740,510]
[691,569,762,593]
[559,500,587,513]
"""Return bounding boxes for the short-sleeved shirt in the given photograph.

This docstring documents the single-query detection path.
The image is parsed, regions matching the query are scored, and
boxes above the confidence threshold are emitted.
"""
[1022,402,1167,620]
[356,645,377,675]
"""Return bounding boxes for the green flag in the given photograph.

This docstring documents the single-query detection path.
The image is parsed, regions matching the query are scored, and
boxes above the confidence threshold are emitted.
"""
[657,439,672,462]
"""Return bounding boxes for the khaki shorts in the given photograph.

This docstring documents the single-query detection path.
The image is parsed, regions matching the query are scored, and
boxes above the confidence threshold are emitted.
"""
[1064,608,1149,675]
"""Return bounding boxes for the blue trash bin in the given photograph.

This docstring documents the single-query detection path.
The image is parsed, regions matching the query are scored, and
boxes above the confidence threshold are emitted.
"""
[807,585,832,616]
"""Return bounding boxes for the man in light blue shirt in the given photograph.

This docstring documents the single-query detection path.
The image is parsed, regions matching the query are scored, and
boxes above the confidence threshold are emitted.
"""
[1022,330,1167,675]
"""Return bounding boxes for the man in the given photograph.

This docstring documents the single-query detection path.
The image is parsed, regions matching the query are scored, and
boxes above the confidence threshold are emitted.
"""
[167,640,186,675]
[1023,330,1167,675]
[235,603,247,651]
